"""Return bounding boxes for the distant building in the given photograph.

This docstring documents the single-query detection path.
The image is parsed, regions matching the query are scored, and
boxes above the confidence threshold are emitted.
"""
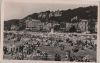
[88,19,97,33]
[25,17,97,33]
[66,22,78,32]
[25,17,42,31]
[78,19,88,33]
[49,11,54,18]
[54,10,62,17]
[25,17,52,32]
[42,22,52,32]
[11,25,18,31]
[65,18,97,33]
[38,12,47,19]
[38,10,62,19]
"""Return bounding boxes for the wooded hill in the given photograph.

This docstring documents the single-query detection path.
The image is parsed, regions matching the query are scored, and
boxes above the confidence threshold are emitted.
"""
[4,6,97,31]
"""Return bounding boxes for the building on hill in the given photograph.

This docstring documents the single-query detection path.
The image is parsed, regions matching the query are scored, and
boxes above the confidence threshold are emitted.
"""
[66,19,89,33]
[25,17,42,31]
[11,25,19,31]
[54,10,62,17]
[49,11,54,18]
[65,18,97,33]
[88,19,97,33]
[25,17,97,33]
[38,10,62,19]
[78,19,89,33]
[25,17,52,32]
[42,22,52,32]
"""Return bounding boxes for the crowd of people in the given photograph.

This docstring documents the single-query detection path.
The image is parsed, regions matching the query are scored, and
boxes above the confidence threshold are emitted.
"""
[3,31,97,61]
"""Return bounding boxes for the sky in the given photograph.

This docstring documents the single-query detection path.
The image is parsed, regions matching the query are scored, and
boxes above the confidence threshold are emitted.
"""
[4,0,98,21]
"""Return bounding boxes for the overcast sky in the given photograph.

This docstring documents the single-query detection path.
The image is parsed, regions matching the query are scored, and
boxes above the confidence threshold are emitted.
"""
[4,0,98,21]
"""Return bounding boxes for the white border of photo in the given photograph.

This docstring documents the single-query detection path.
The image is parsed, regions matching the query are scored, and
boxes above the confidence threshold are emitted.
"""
[0,0,100,63]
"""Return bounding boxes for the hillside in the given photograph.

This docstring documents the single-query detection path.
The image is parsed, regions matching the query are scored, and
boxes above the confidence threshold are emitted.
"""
[23,6,97,22]
[4,6,97,31]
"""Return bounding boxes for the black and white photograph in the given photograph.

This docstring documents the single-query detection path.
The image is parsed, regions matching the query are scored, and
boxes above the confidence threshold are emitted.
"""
[2,0,98,62]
